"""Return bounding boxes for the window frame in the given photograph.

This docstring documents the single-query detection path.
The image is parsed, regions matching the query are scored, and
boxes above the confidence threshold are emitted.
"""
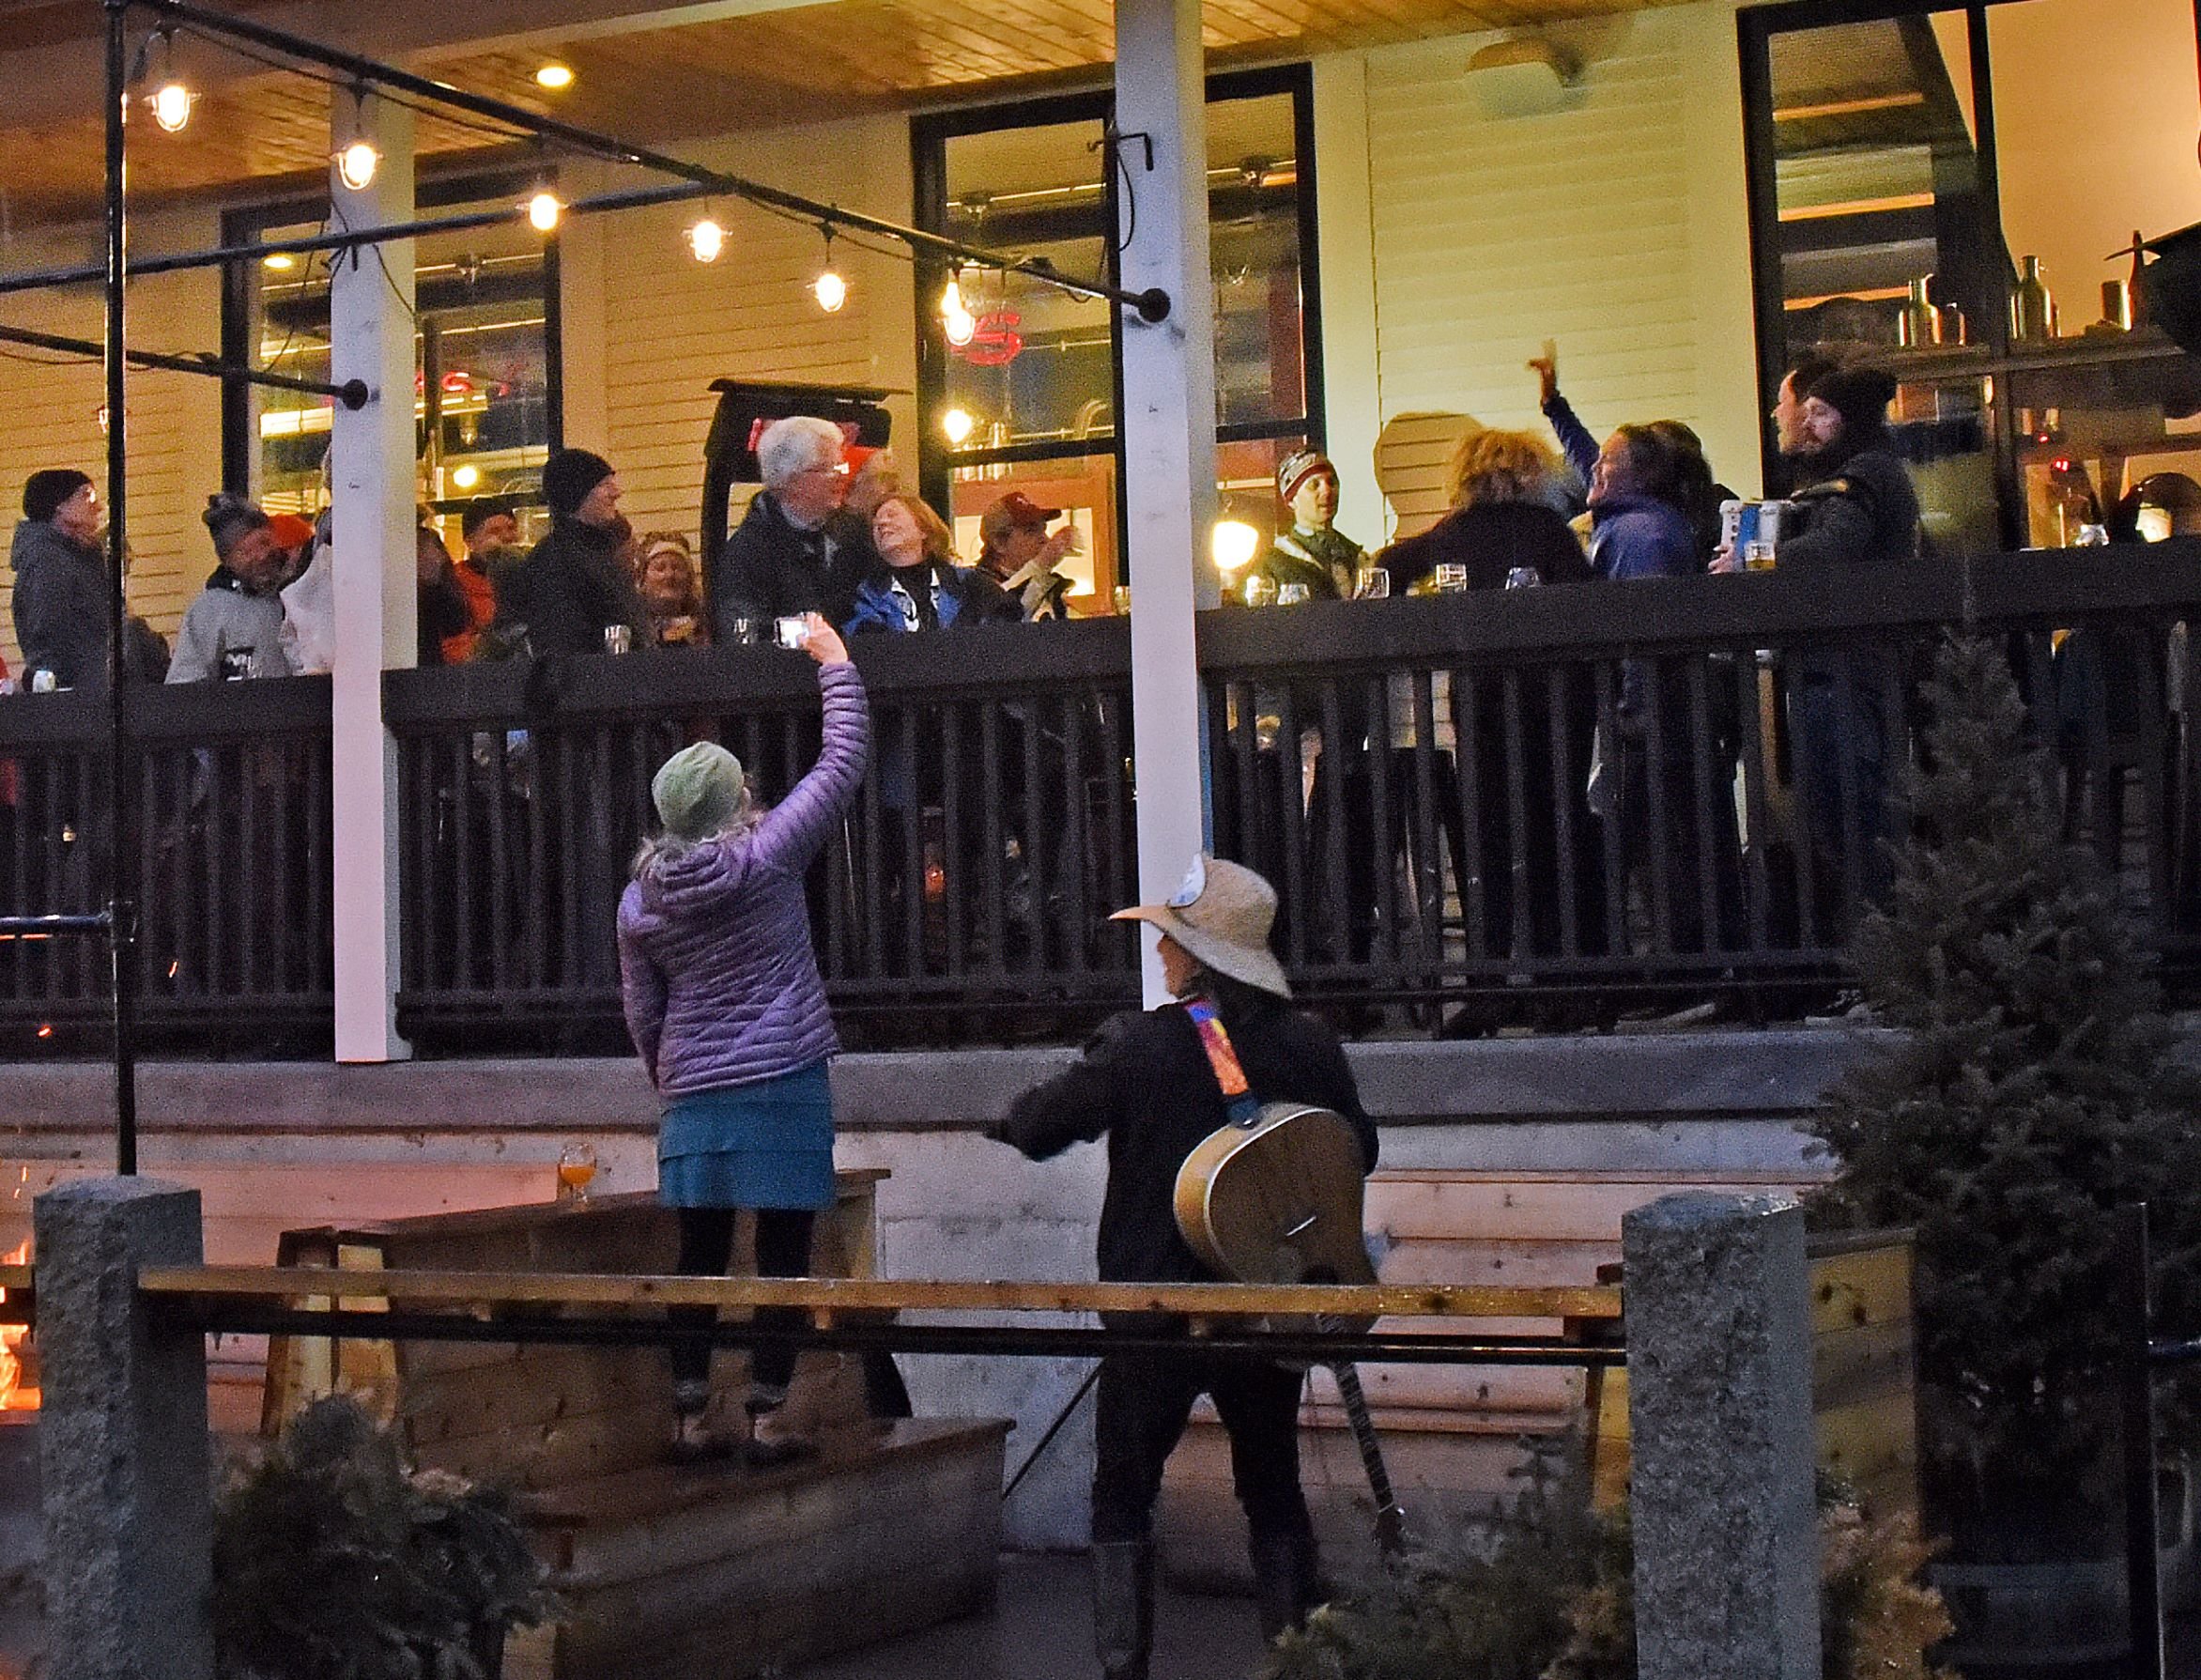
[218,165,564,502]
[909,63,1325,565]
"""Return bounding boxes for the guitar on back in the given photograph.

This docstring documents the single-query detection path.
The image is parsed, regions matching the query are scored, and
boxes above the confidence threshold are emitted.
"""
[1172,1000,1408,1558]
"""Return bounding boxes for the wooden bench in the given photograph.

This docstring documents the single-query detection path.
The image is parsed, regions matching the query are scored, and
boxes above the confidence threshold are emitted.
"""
[261,1176,1008,1680]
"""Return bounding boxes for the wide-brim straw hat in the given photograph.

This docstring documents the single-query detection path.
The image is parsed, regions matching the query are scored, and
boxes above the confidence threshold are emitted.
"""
[1110,854,1292,998]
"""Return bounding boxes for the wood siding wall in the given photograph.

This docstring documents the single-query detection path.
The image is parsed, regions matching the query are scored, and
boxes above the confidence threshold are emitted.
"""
[0,230,225,668]
[562,116,919,544]
[1347,2,1761,535]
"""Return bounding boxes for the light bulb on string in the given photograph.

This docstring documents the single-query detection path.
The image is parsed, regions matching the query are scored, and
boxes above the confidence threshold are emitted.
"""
[335,140,379,192]
[811,226,845,313]
[687,216,725,263]
[944,305,977,347]
[528,191,563,234]
[1211,518,1261,575]
[939,270,965,317]
[941,408,976,446]
[150,79,194,132]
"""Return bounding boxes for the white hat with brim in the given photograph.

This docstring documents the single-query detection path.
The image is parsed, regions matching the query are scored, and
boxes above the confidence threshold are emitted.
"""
[1110,854,1292,999]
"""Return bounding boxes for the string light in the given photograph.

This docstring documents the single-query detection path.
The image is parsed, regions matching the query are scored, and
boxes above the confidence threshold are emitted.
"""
[335,140,379,192]
[534,62,575,89]
[450,464,481,490]
[812,226,845,313]
[528,190,563,233]
[940,267,977,346]
[941,408,975,446]
[1211,519,1261,574]
[261,253,297,272]
[150,79,194,132]
[687,216,725,263]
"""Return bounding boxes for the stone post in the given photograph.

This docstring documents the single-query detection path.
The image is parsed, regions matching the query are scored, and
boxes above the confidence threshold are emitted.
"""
[1622,1191,1819,1680]
[35,1178,212,1680]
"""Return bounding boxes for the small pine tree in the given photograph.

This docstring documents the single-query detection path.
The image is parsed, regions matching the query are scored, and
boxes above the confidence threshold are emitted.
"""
[1809,634,2201,1547]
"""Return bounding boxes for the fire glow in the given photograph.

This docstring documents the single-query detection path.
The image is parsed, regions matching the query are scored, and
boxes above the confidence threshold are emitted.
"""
[0,1240,35,1410]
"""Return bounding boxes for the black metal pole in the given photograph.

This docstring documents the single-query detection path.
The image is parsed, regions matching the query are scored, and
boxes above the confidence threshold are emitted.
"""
[2120,1202,2164,1680]
[126,0,1170,322]
[0,321,367,406]
[103,0,139,1177]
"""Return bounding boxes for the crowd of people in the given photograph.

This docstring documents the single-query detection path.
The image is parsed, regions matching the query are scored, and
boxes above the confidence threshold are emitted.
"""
[5,349,1924,977]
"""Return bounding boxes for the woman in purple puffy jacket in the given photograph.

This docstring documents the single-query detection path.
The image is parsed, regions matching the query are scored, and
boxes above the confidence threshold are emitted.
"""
[617,610,868,1464]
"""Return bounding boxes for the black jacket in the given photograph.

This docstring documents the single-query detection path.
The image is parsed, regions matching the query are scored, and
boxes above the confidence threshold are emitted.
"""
[993,997,1374,1285]
[9,519,109,690]
[1378,501,1593,594]
[712,492,869,635]
[491,517,649,658]
[1777,443,1920,574]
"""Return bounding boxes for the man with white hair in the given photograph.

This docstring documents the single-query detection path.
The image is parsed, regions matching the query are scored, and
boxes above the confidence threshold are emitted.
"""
[711,414,869,639]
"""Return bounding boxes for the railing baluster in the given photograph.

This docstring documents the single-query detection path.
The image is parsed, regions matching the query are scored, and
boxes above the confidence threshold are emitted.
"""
[942,700,966,977]
[1501,668,1531,963]
[1733,650,1774,958]
[1366,673,1399,983]
[1686,655,1721,958]
[1547,663,1581,962]
[1452,663,1487,963]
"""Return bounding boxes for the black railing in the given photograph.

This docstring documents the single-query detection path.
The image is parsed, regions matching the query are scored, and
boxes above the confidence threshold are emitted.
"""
[2,541,2199,1052]
[0,677,333,1040]
[385,626,1142,1048]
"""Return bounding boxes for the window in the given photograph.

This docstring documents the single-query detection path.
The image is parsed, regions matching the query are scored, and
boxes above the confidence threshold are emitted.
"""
[914,67,1322,609]
[1741,0,2201,551]
[222,170,561,544]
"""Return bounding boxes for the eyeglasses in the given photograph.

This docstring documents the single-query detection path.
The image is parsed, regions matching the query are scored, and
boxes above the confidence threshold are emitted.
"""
[798,461,852,480]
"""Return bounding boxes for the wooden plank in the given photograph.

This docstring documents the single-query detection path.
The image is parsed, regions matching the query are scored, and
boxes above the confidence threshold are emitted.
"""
[1380,1237,1628,1289]
[142,1265,1623,1320]
[1365,1175,1825,1242]
[1809,1242,1913,1334]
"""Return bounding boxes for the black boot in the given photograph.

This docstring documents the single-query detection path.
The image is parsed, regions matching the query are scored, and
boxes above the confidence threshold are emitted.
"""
[1091,1539,1154,1680]
[1248,1528,1322,1641]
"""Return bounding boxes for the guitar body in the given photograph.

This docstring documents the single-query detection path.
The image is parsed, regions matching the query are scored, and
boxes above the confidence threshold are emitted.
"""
[1173,1102,1377,1318]
[1172,1101,1406,1556]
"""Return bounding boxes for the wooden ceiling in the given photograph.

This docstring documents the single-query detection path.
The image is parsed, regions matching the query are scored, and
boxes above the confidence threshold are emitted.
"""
[0,0,1685,230]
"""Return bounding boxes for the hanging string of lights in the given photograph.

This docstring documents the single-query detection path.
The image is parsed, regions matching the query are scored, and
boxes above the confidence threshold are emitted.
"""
[92,0,1172,331]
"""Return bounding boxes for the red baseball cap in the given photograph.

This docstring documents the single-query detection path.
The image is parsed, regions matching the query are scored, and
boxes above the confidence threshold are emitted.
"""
[979,490,1063,542]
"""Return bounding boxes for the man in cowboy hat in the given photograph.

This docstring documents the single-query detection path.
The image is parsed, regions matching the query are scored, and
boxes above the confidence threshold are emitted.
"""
[989,855,1375,1680]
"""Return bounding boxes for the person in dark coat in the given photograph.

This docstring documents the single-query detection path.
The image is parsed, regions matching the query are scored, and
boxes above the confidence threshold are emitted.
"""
[415,525,471,668]
[1377,431,1602,964]
[988,855,1374,1680]
[710,415,869,636]
[1721,356,1920,930]
[10,470,108,690]
[490,449,649,657]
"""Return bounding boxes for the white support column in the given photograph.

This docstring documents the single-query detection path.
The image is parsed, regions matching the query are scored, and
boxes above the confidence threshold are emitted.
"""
[330,94,417,1063]
[1116,0,1219,1005]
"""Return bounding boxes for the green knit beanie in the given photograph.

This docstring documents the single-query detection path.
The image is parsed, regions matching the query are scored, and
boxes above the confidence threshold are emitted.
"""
[651,742,746,840]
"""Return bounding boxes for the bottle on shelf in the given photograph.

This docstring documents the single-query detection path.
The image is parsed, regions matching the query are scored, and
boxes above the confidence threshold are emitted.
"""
[2011,255,2055,343]
[1900,277,1940,348]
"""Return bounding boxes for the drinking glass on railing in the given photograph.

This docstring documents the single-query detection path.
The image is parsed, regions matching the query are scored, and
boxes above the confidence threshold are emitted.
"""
[556,1141,598,1203]
[1353,568,1391,600]
[1433,563,1470,594]
[1242,576,1278,609]
[1277,582,1311,607]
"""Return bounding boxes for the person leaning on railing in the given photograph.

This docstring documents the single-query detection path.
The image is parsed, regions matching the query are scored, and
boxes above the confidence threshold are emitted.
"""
[1373,431,1602,965]
[1531,346,1744,958]
[488,449,650,659]
[1718,356,1919,933]
[616,612,868,1468]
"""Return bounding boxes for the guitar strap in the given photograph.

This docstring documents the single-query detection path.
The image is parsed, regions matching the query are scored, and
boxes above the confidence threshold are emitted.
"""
[1184,998,1261,1128]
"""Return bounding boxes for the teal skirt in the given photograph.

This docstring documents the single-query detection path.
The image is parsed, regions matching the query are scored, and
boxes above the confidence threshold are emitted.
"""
[657,1062,835,1210]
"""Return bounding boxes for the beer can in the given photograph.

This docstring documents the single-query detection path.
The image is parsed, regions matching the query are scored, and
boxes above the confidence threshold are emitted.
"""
[1504,566,1542,590]
[28,670,55,694]
[1719,499,1748,554]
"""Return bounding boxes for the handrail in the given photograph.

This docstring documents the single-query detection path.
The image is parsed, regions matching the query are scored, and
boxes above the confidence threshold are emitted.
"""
[135,1263,1622,1320]
[366,541,2201,728]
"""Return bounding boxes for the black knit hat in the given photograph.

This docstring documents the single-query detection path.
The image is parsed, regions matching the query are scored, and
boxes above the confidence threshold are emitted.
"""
[203,492,270,559]
[540,449,614,518]
[23,469,92,524]
[459,496,518,540]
